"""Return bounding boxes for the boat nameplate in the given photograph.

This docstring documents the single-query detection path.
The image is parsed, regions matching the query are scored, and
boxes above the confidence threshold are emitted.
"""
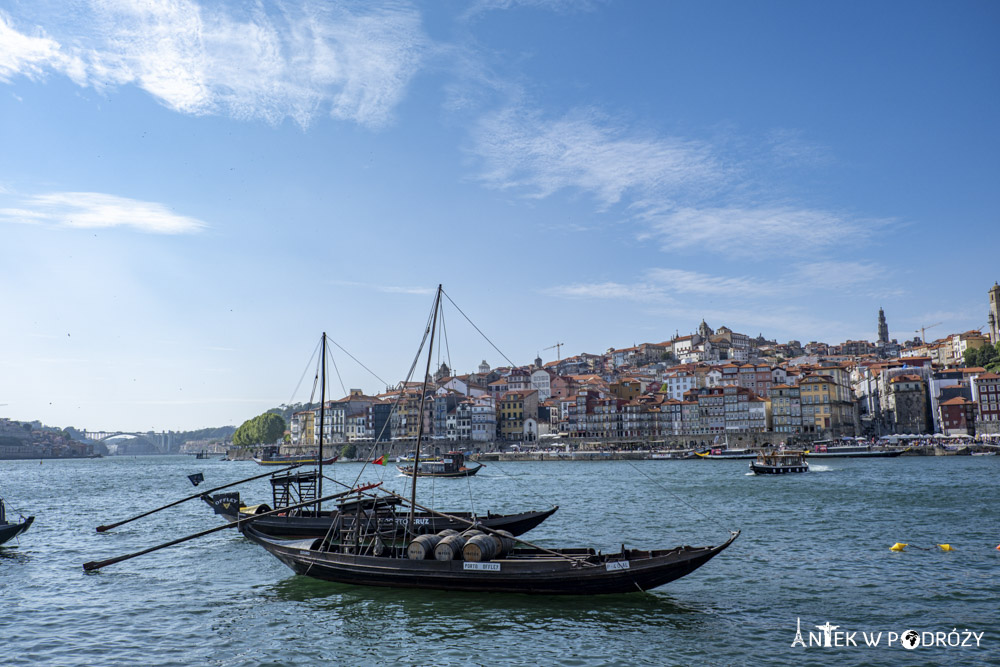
[463,562,501,571]
[606,560,630,571]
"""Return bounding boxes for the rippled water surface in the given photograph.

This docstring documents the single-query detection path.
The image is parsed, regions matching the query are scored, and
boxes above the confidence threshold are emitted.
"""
[1,456,997,665]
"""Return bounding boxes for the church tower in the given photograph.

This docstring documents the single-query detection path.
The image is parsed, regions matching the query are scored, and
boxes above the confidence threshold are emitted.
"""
[877,307,889,344]
[989,282,1000,345]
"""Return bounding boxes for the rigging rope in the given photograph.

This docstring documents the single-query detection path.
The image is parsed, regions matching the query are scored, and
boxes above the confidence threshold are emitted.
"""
[621,458,732,535]
[288,337,322,407]
[327,344,348,400]
[441,288,517,369]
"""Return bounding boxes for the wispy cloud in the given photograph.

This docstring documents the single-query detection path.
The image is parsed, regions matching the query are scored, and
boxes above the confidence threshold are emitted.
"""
[331,280,436,296]
[468,103,891,258]
[0,192,206,234]
[644,268,778,298]
[545,261,895,308]
[0,2,428,128]
[542,281,672,303]
[471,106,724,206]
[637,206,889,257]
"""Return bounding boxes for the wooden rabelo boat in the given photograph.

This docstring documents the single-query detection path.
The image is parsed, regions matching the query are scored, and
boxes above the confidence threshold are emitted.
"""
[242,286,740,595]
[0,495,33,546]
[749,450,809,475]
[202,469,557,539]
[252,446,337,467]
[243,518,739,595]
[397,450,482,477]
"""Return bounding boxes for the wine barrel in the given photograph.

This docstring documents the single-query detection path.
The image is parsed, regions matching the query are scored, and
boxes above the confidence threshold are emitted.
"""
[434,534,467,561]
[436,529,460,538]
[407,534,442,560]
[462,534,500,562]
[493,529,515,557]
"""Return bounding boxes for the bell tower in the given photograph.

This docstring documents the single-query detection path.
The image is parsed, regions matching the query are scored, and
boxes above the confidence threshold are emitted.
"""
[877,307,889,344]
[989,282,1000,345]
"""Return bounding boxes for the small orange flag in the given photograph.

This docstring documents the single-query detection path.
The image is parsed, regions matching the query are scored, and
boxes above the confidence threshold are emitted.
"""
[373,455,385,466]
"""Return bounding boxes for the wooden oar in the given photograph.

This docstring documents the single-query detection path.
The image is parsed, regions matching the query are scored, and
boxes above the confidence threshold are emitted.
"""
[383,490,595,567]
[83,482,382,571]
[95,463,306,532]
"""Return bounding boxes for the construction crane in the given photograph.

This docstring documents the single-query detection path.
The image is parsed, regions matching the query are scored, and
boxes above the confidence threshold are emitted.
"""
[544,342,564,360]
[915,322,942,344]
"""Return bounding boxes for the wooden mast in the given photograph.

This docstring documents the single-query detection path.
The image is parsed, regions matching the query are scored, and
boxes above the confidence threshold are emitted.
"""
[408,284,442,537]
[318,332,327,511]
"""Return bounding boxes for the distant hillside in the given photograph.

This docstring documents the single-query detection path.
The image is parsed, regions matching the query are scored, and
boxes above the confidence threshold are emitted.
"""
[172,425,236,446]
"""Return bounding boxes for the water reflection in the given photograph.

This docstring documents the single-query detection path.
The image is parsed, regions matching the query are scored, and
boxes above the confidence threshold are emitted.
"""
[262,574,714,633]
[0,546,31,563]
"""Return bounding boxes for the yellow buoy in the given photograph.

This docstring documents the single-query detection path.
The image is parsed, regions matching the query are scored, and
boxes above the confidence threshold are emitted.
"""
[890,542,908,552]
[936,544,953,551]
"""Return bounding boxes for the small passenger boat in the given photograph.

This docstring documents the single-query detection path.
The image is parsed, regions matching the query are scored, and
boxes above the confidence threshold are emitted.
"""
[749,450,809,475]
[0,495,33,546]
[397,451,482,477]
[253,446,338,467]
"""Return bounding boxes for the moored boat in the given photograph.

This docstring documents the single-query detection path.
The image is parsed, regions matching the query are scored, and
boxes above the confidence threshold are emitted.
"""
[0,495,33,546]
[252,446,338,467]
[203,472,558,540]
[397,450,482,477]
[696,447,757,460]
[750,450,808,474]
[243,520,740,595]
[804,443,905,458]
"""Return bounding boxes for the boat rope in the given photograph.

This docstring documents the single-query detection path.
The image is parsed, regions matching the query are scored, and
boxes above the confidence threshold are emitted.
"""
[621,458,733,535]
[325,337,389,387]
[350,294,437,490]
[287,336,322,407]
[437,305,453,377]
[325,343,348,400]
[474,458,560,511]
[465,467,477,521]
[441,288,517,369]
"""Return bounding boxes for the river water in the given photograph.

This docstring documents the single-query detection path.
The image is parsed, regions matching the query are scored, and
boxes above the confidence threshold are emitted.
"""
[1,455,997,666]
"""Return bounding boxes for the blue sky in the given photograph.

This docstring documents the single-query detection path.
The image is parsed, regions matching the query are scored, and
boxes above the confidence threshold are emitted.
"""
[1,1,997,432]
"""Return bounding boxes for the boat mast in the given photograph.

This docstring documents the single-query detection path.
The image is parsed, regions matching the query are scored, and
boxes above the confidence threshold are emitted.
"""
[318,332,327,512]
[408,284,442,537]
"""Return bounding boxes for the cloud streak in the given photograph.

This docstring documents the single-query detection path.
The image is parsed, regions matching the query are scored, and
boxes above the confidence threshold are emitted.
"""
[0,2,428,128]
[472,107,723,205]
[544,260,894,305]
[0,192,206,234]
[468,104,891,258]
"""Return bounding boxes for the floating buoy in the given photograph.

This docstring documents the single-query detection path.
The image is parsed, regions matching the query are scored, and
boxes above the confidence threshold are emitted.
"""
[996,544,1000,551]
[936,544,953,552]
[890,542,908,552]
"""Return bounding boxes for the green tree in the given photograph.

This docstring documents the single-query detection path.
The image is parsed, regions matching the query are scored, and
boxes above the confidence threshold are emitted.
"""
[232,412,287,449]
[979,344,998,367]
[340,443,357,459]
[964,346,980,367]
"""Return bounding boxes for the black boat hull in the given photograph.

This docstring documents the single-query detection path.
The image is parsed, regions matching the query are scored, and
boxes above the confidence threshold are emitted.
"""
[396,464,482,478]
[204,494,558,539]
[749,463,808,474]
[0,516,34,546]
[244,526,739,595]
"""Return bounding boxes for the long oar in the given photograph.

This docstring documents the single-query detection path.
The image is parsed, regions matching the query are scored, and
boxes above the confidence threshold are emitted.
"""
[83,482,382,571]
[95,463,307,532]
[384,490,595,567]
